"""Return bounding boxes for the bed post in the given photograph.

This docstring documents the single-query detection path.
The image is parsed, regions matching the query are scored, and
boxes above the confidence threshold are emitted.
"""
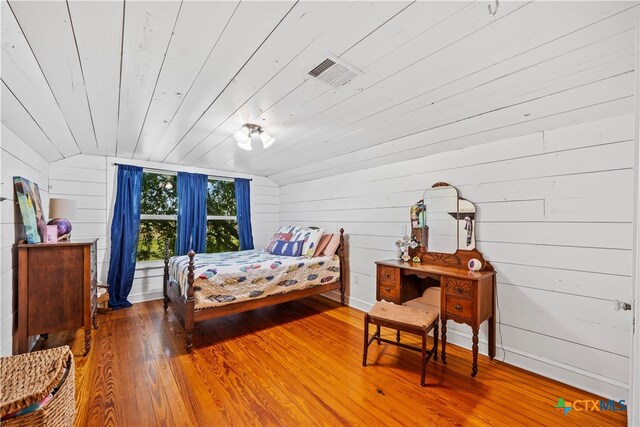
[185,250,196,353]
[163,241,170,312]
[338,228,346,306]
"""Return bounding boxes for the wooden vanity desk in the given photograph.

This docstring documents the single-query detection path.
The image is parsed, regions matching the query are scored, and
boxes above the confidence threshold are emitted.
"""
[376,250,496,377]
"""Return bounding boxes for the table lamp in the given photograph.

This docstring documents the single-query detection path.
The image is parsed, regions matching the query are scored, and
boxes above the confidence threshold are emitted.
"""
[48,198,77,241]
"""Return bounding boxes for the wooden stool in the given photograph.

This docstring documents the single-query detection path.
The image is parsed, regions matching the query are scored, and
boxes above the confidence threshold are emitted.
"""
[363,301,439,386]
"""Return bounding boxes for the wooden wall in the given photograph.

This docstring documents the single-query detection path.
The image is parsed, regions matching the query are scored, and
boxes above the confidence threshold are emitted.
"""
[48,155,109,282]
[279,114,635,401]
[0,124,50,356]
[631,6,640,423]
[48,155,279,303]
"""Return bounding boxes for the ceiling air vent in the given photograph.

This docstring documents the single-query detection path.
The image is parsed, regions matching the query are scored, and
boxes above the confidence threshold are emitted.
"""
[307,57,360,89]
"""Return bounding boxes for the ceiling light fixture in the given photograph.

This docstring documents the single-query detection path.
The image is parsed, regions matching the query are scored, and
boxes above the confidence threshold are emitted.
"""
[233,123,276,150]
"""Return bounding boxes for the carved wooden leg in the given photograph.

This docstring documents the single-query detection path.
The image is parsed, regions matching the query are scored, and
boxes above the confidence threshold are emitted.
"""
[84,328,91,356]
[433,322,438,362]
[92,312,98,329]
[441,320,447,364]
[184,315,194,354]
[376,325,381,345]
[340,288,345,306]
[185,330,193,353]
[163,242,170,312]
[396,330,401,343]
[471,329,479,377]
[362,314,369,366]
[184,250,195,353]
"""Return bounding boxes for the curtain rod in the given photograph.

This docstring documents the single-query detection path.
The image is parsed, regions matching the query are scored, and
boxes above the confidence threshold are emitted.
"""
[111,162,252,181]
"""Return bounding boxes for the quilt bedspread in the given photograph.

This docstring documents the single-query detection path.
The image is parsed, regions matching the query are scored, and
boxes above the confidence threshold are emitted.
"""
[168,249,340,310]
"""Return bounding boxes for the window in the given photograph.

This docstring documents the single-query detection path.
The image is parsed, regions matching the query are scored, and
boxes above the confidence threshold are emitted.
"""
[137,172,239,262]
[205,179,239,253]
[138,172,177,262]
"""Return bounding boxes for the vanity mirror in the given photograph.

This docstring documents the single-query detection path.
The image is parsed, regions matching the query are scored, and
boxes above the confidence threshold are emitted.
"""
[422,183,459,254]
[411,182,478,254]
[409,182,479,258]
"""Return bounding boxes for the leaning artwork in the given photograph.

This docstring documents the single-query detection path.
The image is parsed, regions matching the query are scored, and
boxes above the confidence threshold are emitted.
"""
[13,176,46,243]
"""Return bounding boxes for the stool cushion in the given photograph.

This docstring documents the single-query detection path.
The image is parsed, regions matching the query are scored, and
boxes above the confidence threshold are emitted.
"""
[421,286,441,306]
[369,301,438,329]
[403,298,440,315]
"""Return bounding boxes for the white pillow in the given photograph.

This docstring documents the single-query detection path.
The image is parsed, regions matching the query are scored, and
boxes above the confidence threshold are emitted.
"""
[291,228,325,258]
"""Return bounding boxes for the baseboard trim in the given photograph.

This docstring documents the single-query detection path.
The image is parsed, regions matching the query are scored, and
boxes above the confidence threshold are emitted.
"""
[129,291,163,305]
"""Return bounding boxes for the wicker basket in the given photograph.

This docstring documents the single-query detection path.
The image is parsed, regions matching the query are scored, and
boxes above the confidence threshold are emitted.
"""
[1,346,75,426]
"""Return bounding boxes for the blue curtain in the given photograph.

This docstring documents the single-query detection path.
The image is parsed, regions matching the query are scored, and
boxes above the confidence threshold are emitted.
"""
[176,172,208,255]
[235,178,254,250]
[107,164,143,310]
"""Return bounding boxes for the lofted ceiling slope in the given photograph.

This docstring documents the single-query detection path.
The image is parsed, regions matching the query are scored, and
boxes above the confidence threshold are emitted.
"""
[1,1,638,185]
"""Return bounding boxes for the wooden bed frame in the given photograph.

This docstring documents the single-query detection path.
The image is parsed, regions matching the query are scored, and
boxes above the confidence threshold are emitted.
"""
[163,228,346,352]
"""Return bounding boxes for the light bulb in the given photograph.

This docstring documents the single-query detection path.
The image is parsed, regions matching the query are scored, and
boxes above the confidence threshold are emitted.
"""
[233,128,250,142]
[260,132,275,149]
[236,139,252,151]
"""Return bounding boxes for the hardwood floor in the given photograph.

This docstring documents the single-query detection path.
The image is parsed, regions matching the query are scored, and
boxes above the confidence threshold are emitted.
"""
[36,297,626,426]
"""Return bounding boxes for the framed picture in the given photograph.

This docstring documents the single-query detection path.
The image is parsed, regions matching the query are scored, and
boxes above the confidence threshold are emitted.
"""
[13,176,46,244]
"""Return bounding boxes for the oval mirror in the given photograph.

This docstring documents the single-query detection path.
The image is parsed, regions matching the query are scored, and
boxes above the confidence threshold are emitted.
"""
[423,184,459,254]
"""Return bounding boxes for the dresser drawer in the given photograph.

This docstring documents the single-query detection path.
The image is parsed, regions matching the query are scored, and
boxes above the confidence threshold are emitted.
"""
[446,296,473,320]
[378,265,400,283]
[445,279,473,298]
[378,280,400,301]
[377,265,401,302]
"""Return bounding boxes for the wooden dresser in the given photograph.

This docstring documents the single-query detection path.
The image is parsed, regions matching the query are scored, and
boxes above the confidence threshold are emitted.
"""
[376,250,496,376]
[18,238,98,354]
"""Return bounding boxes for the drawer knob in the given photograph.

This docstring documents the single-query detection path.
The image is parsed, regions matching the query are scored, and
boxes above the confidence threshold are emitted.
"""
[454,304,463,311]
[385,287,391,292]
[454,287,462,293]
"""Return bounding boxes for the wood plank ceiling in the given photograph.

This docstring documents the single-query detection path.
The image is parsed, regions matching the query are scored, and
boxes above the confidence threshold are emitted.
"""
[1,1,638,184]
